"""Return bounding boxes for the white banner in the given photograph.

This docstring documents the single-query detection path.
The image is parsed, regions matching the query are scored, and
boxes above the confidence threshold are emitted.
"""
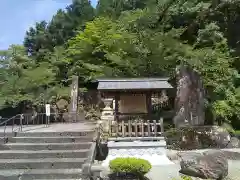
[45,104,51,116]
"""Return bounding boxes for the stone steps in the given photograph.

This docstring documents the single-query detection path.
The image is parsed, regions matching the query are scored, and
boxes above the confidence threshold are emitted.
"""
[0,149,89,159]
[3,142,92,150]
[9,136,92,143]
[0,158,86,169]
[0,133,14,137]
[0,168,83,179]
[0,128,96,179]
[16,131,95,137]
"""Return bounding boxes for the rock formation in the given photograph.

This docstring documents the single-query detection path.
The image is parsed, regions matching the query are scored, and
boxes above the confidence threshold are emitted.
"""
[174,65,205,128]
[165,126,232,150]
[179,150,228,179]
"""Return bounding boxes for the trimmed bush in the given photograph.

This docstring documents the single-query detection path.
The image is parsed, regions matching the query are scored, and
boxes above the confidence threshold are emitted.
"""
[109,157,152,176]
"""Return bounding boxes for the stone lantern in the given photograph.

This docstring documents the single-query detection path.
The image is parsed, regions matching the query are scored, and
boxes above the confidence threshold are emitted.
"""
[101,98,114,133]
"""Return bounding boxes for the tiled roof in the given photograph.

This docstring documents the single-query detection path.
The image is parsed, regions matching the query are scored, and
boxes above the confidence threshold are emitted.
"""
[97,78,173,90]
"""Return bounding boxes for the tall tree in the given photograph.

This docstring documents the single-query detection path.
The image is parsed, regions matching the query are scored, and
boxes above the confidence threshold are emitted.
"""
[24,0,95,61]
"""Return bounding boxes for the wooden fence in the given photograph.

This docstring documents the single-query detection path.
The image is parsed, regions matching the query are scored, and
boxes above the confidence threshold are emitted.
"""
[109,118,164,137]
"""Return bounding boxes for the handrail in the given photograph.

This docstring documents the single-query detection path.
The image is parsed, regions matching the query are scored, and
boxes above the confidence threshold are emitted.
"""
[1,114,21,143]
[0,114,20,126]
[0,112,84,144]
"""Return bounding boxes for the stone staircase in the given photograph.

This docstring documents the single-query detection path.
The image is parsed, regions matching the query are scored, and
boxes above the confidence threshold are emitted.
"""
[0,130,97,180]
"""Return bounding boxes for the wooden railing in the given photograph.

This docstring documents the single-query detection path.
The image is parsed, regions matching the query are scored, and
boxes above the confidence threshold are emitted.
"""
[109,118,164,137]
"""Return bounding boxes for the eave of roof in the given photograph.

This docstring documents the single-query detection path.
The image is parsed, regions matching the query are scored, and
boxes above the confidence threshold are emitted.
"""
[96,77,169,82]
[96,77,173,90]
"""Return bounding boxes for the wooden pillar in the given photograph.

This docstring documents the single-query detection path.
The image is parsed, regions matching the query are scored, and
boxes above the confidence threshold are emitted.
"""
[114,92,120,121]
[146,91,152,120]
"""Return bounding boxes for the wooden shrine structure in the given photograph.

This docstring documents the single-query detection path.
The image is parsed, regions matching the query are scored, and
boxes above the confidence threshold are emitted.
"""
[96,78,174,138]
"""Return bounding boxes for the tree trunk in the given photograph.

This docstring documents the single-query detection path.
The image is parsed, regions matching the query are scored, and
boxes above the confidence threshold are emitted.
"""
[174,65,205,127]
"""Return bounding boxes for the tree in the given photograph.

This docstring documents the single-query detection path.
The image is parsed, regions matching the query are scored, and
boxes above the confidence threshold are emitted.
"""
[0,45,56,110]
[2,0,240,129]
[96,0,156,17]
[24,0,95,61]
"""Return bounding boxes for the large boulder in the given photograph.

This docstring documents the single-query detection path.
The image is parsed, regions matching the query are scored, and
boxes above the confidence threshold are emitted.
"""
[179,150,228,179]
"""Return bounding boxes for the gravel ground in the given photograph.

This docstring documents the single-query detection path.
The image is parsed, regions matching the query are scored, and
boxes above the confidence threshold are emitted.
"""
[100,161,240,180]
[146,161,240,180]
[100,148,240,180]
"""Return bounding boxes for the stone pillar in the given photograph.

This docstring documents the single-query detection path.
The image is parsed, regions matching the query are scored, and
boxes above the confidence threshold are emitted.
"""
[174,65,205,128]
[69,76,79,122]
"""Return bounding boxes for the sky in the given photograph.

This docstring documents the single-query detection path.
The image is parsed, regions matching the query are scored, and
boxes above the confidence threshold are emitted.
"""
[0,0,98,50]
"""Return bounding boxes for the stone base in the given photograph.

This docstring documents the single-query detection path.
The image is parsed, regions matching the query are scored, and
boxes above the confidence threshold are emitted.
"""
[102,141,173,167]
[100,116,114,133]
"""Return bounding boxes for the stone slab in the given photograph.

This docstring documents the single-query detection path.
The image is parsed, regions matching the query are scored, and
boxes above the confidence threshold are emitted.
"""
[108,141,166,148]
[103,140,171,166]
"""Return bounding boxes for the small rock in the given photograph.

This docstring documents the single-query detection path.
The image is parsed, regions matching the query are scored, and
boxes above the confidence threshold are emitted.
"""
[210,126,231,148]
[226,137,239,148]
[166,150,178,161]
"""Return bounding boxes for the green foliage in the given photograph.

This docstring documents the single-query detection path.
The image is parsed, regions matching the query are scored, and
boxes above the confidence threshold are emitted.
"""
[0,45,69,111]
[109,157,152,176]
[66,16,141,80]
[24,0,95,61]
[96,0,153,18]
[1,0,240,128]
[172,175,194,180]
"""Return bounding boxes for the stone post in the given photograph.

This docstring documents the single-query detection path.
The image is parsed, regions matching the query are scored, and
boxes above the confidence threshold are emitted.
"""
[69,76,79,122]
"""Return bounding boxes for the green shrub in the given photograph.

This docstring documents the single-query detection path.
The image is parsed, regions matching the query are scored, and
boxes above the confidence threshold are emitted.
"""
[179,175,194,180]
[234,130,240,135]
[109,157,152,176]
[172,175,194,180]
